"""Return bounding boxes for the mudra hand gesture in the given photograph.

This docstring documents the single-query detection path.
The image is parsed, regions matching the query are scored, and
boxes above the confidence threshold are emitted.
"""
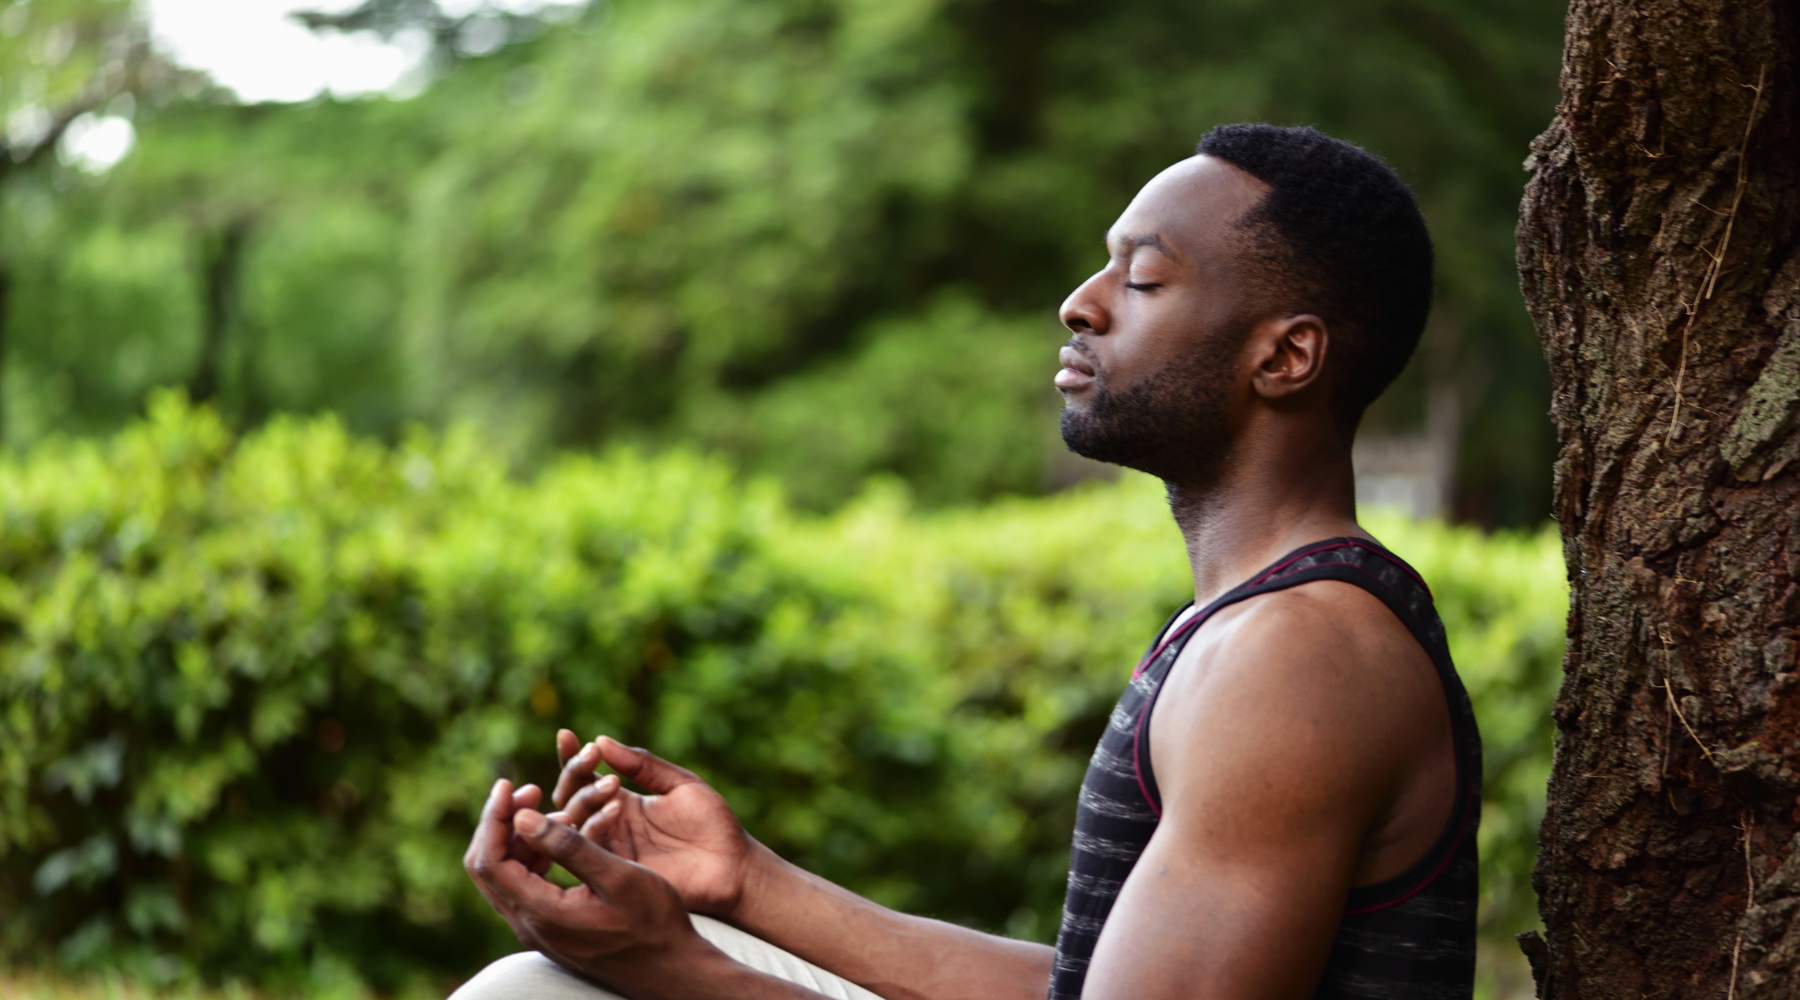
[462,732,817,1000]
[544,731,758,919]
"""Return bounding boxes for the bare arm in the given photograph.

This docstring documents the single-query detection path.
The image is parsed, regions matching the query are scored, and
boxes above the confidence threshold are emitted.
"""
[1081,584,1452,1000]
[548,733,1052,1000]
[730,842,1052,1000]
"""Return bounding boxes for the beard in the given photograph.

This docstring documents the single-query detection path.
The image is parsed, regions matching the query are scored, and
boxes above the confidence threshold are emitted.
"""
[1058,335,1240,489]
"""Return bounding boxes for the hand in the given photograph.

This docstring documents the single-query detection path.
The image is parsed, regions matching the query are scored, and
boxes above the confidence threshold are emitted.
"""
[497,781,551,874]
[464,778,712,994]
[547,730,755,918]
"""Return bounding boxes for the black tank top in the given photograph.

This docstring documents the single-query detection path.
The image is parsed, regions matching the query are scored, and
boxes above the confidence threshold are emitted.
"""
[1048,537,1481,1000]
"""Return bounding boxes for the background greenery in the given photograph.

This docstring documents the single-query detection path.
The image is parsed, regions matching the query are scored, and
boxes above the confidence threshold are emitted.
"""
[2,0,1565,521]
[1,399,1564,997]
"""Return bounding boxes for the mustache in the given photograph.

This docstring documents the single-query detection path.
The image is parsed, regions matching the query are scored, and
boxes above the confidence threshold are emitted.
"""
[1062,335,1098,364]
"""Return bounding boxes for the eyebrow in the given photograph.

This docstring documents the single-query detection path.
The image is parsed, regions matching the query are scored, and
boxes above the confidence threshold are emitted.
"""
[1109,232,1179,261]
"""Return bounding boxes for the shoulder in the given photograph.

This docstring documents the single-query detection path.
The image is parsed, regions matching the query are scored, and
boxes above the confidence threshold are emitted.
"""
[1146,580,1442,824]
[1168,580,1434,718]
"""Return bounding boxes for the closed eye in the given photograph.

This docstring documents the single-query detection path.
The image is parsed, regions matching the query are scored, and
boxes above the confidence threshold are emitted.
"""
[1125,282,1161,292]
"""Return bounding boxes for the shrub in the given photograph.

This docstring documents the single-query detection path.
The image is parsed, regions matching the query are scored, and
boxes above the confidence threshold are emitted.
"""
[0,396,1563,993]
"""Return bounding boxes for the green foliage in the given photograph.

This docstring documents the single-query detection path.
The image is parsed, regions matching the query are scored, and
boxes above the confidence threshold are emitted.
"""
[0,0,138,144]
[1,399,1563,991]
[697,294,1061,508]
[5,0,1565,522]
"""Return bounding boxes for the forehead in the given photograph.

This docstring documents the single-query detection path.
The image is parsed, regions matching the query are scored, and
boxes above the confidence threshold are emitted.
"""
[1108,154,1270,261]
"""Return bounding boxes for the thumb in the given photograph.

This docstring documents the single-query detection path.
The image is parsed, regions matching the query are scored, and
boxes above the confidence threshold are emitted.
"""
[595,737,702,795]
[514,808,635,897]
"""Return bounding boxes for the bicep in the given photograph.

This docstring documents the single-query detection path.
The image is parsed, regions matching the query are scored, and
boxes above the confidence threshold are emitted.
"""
[1079,812,1355,1000]
[1080,612,1399,1000]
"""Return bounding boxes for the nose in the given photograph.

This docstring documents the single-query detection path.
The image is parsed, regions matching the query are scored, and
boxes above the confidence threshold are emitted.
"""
[1059,270,1111,336]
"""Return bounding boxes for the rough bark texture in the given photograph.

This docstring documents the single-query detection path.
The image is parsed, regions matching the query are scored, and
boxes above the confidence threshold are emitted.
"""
[1518,2,1800,997]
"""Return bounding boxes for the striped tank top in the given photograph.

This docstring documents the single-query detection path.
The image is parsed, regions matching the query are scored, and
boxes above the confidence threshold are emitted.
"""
[1048,536,1481,1000]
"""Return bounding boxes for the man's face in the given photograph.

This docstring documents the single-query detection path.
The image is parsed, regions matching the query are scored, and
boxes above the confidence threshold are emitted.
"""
[1055,155,1272,484]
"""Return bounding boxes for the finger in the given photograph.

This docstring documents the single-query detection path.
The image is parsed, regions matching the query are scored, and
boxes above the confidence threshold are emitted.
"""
[595,736,703,795]
[506,829,546,871]
[467,779,532,918]
[515,808,643,900]
[504,784,547,868]
[473,803,567,915]
[552,740,604,809]
[553,774,623,829]
[482,841,567,914]
[581,800,634,859]
[557,728,581,768]
[467,779,517,871]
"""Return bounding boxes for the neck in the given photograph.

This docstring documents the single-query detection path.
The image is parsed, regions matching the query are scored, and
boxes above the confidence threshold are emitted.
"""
[1165,422,1363,607]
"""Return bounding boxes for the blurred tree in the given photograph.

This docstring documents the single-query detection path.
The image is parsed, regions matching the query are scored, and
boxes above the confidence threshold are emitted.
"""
[187,215,248,404]
[0,0,159,439]
[7,0,1568,522]
[393,0,980,475]
[6,89,436,437]
[291,0,588,66]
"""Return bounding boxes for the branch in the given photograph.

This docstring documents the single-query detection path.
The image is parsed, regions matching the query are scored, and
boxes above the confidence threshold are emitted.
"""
[290,0,573,61]
[0,39,155,186]
[1665,64,1768,446]
[290,0,454,39]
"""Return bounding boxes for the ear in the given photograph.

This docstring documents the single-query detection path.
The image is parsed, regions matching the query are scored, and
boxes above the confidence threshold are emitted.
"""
[1249,314,1329,400]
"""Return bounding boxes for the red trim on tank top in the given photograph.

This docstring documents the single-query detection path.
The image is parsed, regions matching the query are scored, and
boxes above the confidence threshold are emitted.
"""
[1246,540,1359,587]
[1350,542,1434,599]
[1341,787,1477,915]
[1280,561,1414,621]
[1250,538,1433,598]
[1131,696,1163,817]
[1133,612,1204,678]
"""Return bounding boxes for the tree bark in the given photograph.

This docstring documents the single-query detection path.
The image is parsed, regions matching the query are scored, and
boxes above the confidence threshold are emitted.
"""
[1518,2,1800,998]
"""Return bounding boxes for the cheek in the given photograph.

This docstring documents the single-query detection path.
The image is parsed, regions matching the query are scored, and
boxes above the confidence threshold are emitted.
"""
[1110,292,1198,375]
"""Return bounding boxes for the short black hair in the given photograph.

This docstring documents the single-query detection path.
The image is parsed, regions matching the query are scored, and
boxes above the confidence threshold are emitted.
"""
[1196,123,1433,428]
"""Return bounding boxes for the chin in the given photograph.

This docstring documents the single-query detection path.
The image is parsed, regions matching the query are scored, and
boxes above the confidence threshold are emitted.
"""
[1058,408,1132,468]
[1059,406,1226,486]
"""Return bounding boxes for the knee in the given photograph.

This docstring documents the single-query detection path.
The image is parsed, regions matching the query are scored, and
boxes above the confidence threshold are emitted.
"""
[449,951,619,1000]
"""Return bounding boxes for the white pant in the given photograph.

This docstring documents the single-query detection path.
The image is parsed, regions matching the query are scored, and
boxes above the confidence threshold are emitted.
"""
[449,915,885,1000]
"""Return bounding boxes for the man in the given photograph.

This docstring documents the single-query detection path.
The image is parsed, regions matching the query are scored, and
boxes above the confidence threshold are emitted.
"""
[457,123,1480,1000]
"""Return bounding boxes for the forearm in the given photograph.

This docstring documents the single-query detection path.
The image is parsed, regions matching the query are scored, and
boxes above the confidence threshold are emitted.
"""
[728,841,1053,1000]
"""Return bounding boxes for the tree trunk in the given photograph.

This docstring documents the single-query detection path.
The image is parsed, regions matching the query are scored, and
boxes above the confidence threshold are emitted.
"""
[190,219,250,405]
[0,264,10,446]
[1518,2,1800,998]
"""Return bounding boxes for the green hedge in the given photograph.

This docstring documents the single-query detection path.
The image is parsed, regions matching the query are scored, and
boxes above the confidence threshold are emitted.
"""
[0,396,1565,994]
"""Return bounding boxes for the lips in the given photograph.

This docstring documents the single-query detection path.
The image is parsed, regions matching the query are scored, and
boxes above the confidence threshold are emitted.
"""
[1055,344,1096,390]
